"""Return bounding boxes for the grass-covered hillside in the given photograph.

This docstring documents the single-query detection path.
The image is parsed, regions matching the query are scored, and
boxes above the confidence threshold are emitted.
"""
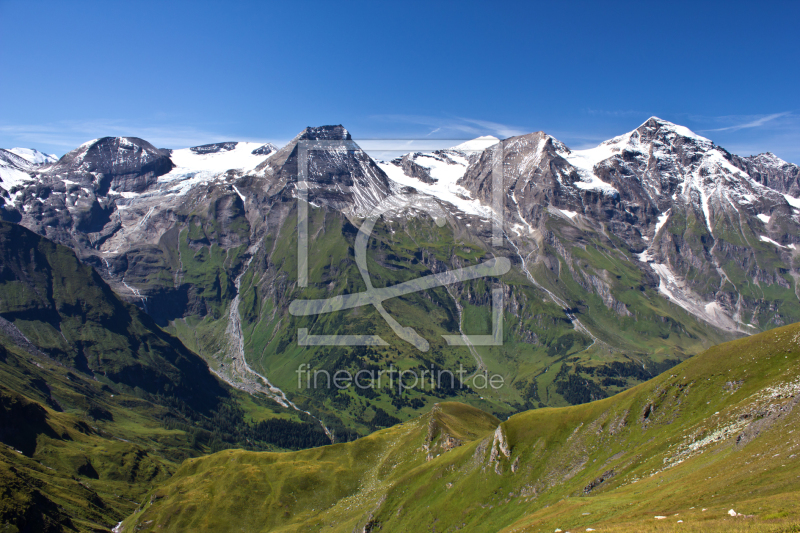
[0,222,329,532]
[122,321,800,532]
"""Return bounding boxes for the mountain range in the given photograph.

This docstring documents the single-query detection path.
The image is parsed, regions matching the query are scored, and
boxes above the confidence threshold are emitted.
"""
[2,117,799,437]
[2,117,800,531]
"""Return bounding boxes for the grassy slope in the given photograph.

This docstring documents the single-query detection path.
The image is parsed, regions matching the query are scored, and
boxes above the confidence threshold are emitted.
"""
[0,221,228,412]
[0,330,188,532]
[0,222,327,532]
[123,321,800,532]
[0,336,310,533]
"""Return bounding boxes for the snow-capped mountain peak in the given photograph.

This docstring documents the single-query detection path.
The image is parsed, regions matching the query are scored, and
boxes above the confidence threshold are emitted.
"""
[563,117,712,166]
[451,135,499,151]
[45,137,174,194]
[635,116,712,145]
[8,147,58,165]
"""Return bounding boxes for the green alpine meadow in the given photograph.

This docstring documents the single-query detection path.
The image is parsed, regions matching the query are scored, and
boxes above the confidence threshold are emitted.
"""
[119,322,800,532]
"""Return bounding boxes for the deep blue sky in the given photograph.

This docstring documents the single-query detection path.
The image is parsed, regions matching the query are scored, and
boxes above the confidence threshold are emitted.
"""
[1,0,798,162]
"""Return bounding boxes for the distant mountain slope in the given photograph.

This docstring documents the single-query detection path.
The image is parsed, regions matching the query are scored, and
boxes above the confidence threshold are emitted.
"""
[120,321,800,533]
[7,147,58,165]
[0,220,225,409]
[0,221,330,532]
[736,151,800,196]
[0,147,44,194]
[1,119,798,435]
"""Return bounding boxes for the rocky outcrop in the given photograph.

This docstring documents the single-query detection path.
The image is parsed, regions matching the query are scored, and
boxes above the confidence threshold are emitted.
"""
[251,143,277,156]
[488,424,511,474]
[583,469,615,494]
[392,153,436,184]
[190,142,239,154]
[422,405,464,461]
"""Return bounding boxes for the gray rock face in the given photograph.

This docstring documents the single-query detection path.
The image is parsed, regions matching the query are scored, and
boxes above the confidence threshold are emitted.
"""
[396,154,436,184]
[254,125,393,215]
[459,131,627,231]
[190,142,239,154]
[735,152,800,197]
[251,143,278,156]
[47,137,174,193]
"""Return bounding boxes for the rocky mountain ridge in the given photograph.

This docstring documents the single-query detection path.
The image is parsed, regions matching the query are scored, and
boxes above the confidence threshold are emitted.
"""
[2,118,799,428]
[387,118,800,334]
[0,147,56,194]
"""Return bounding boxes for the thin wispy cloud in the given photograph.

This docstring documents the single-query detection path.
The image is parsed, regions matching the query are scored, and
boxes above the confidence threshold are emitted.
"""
[681,112,800,163]
[700,112,793,132]
[454,118,528,138]
[0,119,274,155]
[369,115,529,139]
